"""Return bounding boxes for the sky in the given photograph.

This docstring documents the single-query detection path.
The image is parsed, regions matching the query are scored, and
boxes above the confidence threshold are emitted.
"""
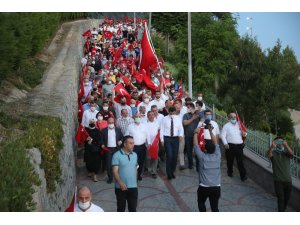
[236,12,300,63]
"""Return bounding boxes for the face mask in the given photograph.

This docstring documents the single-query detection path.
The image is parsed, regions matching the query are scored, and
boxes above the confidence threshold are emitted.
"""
[135,118,141,123]
[166,75,170,79]
[89,123,95,128]
[84,82,89,86]
[144,98,149,104]
[230,118,237,124]
[79,201,91,211]
[171,90,175,93]
[206,115,212,121]
[187,109,191,113]
[103,106,109,111]
[108,124,114,129]
[171,81,175,85]
[98,116,103,121]
[130,104,136,108]
[108,81,112,85]
[90,107,96,112]
[198,96,203,101]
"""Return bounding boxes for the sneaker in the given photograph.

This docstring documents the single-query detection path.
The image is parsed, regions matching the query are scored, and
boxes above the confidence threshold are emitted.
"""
[172,174,176,179]
[107,178,113,184]
[241,176,248,182]
[228,173,233,177]
[152,174,157,179]
[138,176,143,181]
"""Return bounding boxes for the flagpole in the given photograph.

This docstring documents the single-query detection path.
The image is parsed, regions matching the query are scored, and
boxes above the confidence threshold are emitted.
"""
[188,12,193,98]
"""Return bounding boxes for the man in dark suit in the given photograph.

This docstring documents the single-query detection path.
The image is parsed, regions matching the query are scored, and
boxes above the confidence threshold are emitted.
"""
[101,117,124,183]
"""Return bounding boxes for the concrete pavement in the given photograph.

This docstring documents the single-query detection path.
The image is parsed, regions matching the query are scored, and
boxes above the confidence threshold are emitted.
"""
[76,148,294,212]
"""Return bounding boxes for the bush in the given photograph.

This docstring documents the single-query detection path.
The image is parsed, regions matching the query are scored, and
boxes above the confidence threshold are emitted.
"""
[0,112,64,211]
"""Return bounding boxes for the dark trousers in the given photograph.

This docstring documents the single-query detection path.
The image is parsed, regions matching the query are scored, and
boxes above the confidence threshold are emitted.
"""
[115,188,138,212]
[274,181,292,212]
[197,185,221,212]
[185,136,194,168]
[104,147,118,179]
[133,144,146,177]
[164,136,179,177]
[226,143,247,179]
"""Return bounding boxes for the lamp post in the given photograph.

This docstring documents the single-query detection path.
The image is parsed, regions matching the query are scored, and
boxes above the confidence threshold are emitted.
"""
[246,16,253,37]
[188,12,193,98]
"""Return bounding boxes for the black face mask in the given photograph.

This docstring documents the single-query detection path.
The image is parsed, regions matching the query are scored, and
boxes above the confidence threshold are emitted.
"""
[121,102,126,105]
[89,123,95,128]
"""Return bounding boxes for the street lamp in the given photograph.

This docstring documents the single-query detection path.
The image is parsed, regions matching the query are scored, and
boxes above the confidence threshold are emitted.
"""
[246,16,253,37]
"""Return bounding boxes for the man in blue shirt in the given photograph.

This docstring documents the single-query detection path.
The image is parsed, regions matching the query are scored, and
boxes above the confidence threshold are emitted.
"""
[112,135,138,212]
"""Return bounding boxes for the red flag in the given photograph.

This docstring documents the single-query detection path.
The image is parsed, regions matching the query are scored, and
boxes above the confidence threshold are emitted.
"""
[177,80,183,99]
[114,83,131,104]
[75,124,89,145]
[148,132,160,160]
[65,187,77,212]
[101,146,110,155]
[132,66,143,84]
[119,72,130,86]
[143,73,156,91]
[103,31,113,40]
[82,29,91,37]
[78,82,84,100]
[78,100,83,123]
[197,127,205,152]
[237,113,247,141]
[140,23,157,77]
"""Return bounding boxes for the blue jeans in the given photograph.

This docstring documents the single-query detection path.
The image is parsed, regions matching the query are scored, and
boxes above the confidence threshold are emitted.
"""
[164,136,179,177]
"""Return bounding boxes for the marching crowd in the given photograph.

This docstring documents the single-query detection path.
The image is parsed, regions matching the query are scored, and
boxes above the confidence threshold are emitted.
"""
[73,17,295,212]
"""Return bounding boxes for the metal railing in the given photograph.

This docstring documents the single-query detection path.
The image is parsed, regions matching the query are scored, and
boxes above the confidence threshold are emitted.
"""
[207,104,300,180]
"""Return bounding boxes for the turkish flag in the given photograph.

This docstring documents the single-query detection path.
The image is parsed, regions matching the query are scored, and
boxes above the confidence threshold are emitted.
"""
[100,146,110,155]
[114,83,131,104]
[198,127,205,152]
[177,80,183,99]
[78,82,84,101]
[132,66,143,84]
[148,132,160,160]
[103,31,113,40]
[143,72,156,91]
[78,100,83,123]
[140,23,157,77]
[75,124,89,145]
[65,187,77,212]
[82,29,91,37]
[237,113,247,141]
[119,72,130,86]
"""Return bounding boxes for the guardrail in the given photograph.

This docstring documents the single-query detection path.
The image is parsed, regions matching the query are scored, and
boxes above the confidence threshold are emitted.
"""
[206,104,300,180]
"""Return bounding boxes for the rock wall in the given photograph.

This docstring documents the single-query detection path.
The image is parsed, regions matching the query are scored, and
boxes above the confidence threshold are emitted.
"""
[28,19,100,211]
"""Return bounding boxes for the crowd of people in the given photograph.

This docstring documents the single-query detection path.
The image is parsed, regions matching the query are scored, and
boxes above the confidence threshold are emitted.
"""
[74,17,295,212]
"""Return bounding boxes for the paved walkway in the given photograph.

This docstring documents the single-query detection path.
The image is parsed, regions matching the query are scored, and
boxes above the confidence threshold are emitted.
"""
[76,148,292,212]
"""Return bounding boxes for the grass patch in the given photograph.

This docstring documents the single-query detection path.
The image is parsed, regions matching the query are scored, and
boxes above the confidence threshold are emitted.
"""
[17,58,48,88]
[0,111,64,211]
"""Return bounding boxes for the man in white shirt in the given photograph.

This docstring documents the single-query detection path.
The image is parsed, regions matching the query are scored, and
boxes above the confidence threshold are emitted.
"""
[81,102,99,127]
[149,90,165,111]
[151,105,164,127]
[221,112,247,181]
[138,105,148,124]
[160,106,184,180]
[116,109,134,135]
[137,93,152,113]
[145,111,160,179]
[126,113,148,180]
[74,186,104,212]
[113,95,132,119]
[194,92,206,111]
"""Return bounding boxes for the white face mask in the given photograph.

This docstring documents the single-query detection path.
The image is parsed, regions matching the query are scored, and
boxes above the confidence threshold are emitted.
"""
[166,75,170,79]
[78,201,91,211]
[103,106,109,111]
[108,81,112,85]
[84,82,89,86]
[98,116,103,121]
[144,98,149,104]
[130,104,135,108]
[108,124,114,129]
[90,107,96,112]
[198,96,203,101]
[135,118,141,123]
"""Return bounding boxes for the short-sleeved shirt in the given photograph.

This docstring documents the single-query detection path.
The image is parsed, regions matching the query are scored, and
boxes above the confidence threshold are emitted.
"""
[183,112,201,137]
[271,151,292,182]
[112,149,138,189]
